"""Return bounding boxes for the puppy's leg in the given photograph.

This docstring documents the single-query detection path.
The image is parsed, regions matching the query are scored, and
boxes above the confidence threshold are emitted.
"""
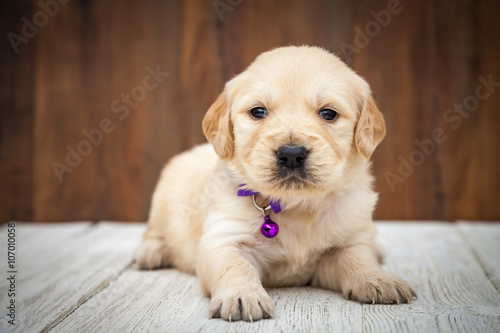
[135,233,169,270]
[197,241,274,322]
[312,243,416,304]
[135,213,170,270]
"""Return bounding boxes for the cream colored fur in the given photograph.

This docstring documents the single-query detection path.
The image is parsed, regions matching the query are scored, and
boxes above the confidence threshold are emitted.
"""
[135,46,416,322]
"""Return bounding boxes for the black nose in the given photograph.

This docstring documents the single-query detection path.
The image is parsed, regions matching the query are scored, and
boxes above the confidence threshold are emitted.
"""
[277,146,308,169]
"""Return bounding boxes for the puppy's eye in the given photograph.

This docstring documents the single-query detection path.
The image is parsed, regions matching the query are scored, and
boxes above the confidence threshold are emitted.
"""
[319,109,339,121]
[249,107,267,119]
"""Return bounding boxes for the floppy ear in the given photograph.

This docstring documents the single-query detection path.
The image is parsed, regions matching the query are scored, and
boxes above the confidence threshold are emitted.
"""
[202,90,234,159]
[354,95,386,159]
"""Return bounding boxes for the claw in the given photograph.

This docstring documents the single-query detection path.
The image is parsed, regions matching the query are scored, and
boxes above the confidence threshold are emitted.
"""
[249,316,253,323]
[396,299,400,305]
[229,315,232,322]
[263,310,274,319]
[372,298,375,305]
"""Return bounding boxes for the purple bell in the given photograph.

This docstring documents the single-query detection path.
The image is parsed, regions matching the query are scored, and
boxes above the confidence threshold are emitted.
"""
[261,215,279,238]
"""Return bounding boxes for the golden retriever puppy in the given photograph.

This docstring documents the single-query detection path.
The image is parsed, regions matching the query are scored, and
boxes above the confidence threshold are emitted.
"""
[135,45,416,321]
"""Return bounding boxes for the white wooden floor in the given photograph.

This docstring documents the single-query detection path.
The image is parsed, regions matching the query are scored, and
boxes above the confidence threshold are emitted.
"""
[0,222,499,333]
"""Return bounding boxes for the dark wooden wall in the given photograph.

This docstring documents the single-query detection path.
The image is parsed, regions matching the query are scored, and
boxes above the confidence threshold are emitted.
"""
[1,0,499,222]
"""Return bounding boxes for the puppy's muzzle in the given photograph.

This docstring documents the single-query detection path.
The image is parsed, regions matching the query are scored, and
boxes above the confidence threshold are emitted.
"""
[277,146,308,169]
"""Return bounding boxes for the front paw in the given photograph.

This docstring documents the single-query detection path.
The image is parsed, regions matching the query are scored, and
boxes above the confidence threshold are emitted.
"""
[344,271,417,304]
[209,283,275,322]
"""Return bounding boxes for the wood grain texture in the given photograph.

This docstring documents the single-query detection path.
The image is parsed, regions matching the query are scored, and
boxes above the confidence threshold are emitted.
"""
[2,222,492,333]
[33,0,184,222]
[373,222,500,332]
[1,0,500,222]
[458,222,500,292]
[0,0,36,222]
[0,222,144,333]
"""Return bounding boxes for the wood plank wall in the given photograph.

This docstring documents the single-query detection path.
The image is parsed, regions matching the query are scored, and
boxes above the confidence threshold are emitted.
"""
[1,0,499,222]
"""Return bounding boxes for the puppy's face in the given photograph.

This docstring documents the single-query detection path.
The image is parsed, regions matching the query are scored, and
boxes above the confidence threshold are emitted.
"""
[203,46,385,197]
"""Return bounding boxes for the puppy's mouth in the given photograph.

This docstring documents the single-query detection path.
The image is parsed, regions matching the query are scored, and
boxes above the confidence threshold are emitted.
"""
[268,145,316,190]
[272,168,314,190]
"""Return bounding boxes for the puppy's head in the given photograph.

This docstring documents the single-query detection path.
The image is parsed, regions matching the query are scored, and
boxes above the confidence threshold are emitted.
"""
[203,46,385,197]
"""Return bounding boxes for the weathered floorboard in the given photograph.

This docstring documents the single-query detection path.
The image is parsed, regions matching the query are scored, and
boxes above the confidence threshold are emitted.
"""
[51,269,210,333]
[41,222,500,333]
[457,221,500,291]
[0,222,144,333]
[366,223,500,333]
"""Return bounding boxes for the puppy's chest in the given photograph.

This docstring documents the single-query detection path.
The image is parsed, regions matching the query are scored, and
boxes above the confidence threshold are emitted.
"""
[257,214,335,286]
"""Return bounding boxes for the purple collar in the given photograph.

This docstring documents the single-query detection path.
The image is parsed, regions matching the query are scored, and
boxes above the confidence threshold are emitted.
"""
[237,185,282,213]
